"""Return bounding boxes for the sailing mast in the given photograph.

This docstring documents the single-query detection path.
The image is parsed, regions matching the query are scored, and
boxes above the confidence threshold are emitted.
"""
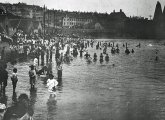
[48,9,49,31]
[43,5,46,41]
[54,9,55,28]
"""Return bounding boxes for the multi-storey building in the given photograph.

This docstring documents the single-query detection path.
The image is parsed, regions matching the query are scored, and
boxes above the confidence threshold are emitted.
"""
[62,15,92,28]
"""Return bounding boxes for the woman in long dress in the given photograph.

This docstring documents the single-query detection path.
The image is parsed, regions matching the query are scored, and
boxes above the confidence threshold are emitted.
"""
[47,74,58,97]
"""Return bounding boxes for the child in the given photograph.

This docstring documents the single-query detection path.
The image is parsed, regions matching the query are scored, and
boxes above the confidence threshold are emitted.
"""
[57,65,62,80]
[47,74,58,97]
[29,65,36,89]
[0,103,6,120]
[33,57,38,70]
[11,68,18,93]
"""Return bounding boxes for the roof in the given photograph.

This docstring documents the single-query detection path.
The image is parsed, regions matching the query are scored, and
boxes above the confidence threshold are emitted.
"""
[63,12,93,19]
[109,11,127,20]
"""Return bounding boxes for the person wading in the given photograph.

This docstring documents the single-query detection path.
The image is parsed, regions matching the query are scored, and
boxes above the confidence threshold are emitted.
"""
[11,68,18,93]
[47,74,58,97]
[29,65,36,89]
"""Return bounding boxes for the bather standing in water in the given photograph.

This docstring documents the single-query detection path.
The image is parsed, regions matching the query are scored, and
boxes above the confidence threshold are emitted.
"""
[100,53,104,62]
[47,74,58,97]
[87,54,92,63]
[29,65,36,89]
[105,54,109,62]
[84,52,89,59]
[93,53,97,61]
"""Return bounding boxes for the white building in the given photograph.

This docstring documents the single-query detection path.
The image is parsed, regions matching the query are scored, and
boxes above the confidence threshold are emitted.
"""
[62,15,92,28]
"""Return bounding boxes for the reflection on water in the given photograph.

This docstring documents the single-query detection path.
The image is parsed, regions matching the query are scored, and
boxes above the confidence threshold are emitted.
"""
[47,95,57,120]
[0,91,7,106]
[12,92,17,103]
[30,88,37,112]
[1,39,165,120]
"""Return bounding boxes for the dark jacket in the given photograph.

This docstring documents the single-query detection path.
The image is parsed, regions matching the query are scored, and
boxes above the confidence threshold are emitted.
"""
[0,69,8,84]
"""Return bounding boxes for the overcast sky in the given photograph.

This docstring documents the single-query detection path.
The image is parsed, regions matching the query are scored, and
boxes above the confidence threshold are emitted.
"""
[1,0,165,18]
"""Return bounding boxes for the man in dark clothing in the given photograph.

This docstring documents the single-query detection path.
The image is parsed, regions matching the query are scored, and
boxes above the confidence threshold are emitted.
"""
[0,69,3,89]
[50,46,53,62]
[46,49,49,63]
[41,49,45,66]
[0,67,8,91]
[1,47,5,60]
[0,62,8,90]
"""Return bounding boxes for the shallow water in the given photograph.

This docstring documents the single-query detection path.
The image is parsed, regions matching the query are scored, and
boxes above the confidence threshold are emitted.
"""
[2,39,165,120]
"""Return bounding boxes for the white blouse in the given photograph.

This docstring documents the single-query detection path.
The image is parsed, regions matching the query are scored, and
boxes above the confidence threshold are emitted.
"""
[47,79,58,93]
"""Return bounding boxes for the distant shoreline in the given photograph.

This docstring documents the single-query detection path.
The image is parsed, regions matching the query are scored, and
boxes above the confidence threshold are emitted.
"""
[87,36,164,40]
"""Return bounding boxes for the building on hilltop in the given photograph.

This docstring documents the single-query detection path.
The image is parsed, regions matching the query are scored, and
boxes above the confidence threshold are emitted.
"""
[109,9,127,20]
[62,15,92,28]
[96,9,127,37]
[2,2,165,39]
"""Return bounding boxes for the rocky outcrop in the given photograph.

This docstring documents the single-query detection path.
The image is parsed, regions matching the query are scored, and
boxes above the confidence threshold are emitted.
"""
[153,1,163,22]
